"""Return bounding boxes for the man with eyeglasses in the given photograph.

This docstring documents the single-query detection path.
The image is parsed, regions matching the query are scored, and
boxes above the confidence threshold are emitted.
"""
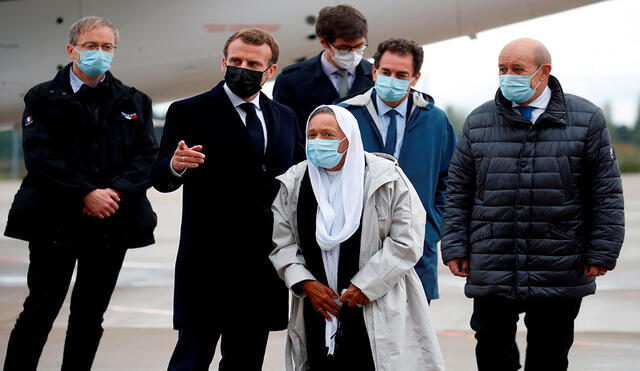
[151,28,302,370]
[273,4,373,133]
[340,38,457,303]
[3,16,158,371]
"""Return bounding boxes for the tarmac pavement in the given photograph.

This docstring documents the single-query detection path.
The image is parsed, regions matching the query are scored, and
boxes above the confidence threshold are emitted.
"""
[1,175,639,370]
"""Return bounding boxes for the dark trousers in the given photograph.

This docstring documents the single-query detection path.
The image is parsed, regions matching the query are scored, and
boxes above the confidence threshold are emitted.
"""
[3,241,127,371]
[471,296,582,371]
[167,324,270,371]
[305,304,374,371]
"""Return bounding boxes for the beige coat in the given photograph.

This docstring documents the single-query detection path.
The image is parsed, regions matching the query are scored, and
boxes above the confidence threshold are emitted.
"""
[271,152,445,371]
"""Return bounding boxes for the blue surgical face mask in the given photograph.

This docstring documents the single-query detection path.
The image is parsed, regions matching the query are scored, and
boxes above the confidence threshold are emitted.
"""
[499,65,543,103]
[375,74,412,102]
[74,48,113,77]
[306,137,347,169]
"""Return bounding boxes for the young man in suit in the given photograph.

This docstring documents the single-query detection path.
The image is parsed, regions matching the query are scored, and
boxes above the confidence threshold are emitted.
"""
[151,28,303,371]
[273,4,373,133]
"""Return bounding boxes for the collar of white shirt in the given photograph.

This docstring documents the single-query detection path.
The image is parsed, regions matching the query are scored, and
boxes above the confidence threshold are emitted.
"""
[512,85,551,110]
[69,67,105,93]
[223,82,262,111]
[376,93,408,118]
[320,51,355,78]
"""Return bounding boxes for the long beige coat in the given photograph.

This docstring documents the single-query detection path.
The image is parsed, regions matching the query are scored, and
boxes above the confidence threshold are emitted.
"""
[270,152,445,371]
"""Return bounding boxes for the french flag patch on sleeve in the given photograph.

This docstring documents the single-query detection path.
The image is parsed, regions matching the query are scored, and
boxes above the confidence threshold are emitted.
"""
[121,112,138,120]
[24,115,33,126]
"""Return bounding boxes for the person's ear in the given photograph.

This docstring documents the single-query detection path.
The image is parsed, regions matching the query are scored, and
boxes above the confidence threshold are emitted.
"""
[338,137,349,154]
[372,66,378,81]
[319,38,330,50]
[265,64,277,80]
[411,72,421,86]
[220,58,227,73]
[66,44,76,61]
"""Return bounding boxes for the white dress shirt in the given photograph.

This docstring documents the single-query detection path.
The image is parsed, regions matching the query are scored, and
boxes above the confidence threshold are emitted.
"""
[320,51,355,93]
[512,86,551,124]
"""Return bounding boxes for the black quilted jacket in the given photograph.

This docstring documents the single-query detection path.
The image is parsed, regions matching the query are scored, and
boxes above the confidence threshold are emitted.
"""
[441,76,624,299]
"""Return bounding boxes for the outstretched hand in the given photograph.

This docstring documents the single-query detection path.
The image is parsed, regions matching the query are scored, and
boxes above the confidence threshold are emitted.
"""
[171,140,205,172]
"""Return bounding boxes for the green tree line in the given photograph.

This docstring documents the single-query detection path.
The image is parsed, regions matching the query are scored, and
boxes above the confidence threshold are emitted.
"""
[445,100,640,173]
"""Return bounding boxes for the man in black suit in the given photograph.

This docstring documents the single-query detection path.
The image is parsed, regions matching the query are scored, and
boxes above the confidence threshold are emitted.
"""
[273,4,373,133]
[151,28,303,371]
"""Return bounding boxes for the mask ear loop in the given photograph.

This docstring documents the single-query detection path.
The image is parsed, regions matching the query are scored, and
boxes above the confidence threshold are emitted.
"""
[531,65,545,91]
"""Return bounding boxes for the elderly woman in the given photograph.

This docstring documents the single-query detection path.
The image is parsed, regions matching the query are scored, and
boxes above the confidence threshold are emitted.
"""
[270,105,445,371]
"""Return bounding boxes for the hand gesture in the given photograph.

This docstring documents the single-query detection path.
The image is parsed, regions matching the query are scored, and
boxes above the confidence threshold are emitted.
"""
[171,140,205,172]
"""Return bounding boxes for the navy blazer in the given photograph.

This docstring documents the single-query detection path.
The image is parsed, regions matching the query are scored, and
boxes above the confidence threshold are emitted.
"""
[151,81,303,330]
[273,52,374,133]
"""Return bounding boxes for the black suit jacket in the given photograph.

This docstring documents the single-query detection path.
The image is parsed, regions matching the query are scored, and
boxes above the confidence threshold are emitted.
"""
[273,52,373,133]
[151,81,303,330]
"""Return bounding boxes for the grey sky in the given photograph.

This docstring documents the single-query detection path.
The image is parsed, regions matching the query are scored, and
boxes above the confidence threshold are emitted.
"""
[413,0,640,126]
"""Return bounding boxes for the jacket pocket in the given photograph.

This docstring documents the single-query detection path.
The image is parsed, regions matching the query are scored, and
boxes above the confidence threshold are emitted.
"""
[476,157,492,200]
[556,156,575,200]
[375,204,391,240]
[548,224,575,240]
[470,223,492,244]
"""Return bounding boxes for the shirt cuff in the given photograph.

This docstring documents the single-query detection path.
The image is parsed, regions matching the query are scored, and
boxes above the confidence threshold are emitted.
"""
[170,162,186,177]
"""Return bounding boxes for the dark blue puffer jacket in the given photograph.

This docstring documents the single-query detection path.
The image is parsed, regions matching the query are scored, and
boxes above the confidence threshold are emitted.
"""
[441,76,624,299]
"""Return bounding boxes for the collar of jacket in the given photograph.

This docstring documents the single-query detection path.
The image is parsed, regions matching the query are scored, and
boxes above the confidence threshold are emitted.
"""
[277,152,400,204]
[305,52,373,87]
[495,74,568,126]
[46,63,128,103]
[342,87,433,110]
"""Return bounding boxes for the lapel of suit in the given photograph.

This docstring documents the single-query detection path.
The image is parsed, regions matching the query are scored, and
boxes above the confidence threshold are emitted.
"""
[260,93,279,161]
[350,61,373,95]
[209,81,264,162]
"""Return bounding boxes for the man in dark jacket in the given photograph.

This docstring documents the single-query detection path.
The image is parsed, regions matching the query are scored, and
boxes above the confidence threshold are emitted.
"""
[441,38,625,371]
[273,4,373,133]
[340,38,456,301]
[151,29,303,370]
[3,16,158,371]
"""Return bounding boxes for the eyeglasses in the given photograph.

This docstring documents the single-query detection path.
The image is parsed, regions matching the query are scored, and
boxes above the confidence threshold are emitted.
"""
[330,42,367,54]
[74,42,117,53]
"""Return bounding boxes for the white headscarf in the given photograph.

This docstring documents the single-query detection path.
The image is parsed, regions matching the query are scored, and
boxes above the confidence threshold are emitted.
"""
[305,105,365,355]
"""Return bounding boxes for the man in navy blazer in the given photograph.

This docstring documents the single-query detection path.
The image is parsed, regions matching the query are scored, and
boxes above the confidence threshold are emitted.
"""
[273,4,373,133]
[151,29,303,371]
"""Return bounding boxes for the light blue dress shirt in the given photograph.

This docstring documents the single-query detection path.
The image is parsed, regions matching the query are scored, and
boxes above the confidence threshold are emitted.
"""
[320,51,355,93]
[69,67,104,93]
[376,94,408,159]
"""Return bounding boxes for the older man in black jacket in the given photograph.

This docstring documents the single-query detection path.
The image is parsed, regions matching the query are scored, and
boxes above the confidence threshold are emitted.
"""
[3,16,158,371]
[152,28,303,371]
[441,38,624,371]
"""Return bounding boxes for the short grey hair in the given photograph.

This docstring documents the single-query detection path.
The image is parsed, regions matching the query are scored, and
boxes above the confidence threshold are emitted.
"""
[534,44,552,66]
[68,16,119,45]
[309,106,336,121]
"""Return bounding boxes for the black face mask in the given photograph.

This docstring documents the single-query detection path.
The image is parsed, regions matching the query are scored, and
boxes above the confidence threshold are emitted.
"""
[224,65,267,98]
